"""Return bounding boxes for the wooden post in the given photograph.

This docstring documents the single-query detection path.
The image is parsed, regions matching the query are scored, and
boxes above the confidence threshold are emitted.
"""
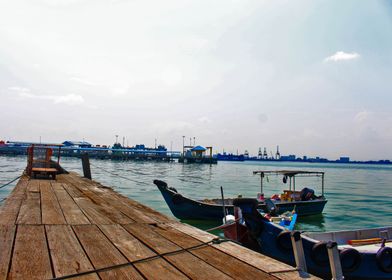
[290,231,307,273]
[81,153,92,180]
[327,241,344,280]
[220,186,226,223]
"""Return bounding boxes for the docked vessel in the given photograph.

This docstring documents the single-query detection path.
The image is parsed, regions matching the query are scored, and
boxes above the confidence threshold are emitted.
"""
[254,170,327,216]
[154,170,327,221]
[232,198,392,279]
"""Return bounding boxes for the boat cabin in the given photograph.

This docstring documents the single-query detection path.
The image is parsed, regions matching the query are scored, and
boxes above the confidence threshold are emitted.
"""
[253,170,325,201]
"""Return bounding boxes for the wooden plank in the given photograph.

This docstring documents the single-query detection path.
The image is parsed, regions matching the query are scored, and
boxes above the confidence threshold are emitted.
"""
[99,224,193,279]
[74,189,135,224]
[164,252,233,280]
[2,176,28,200]
[52,183,90,225]
[73,225,143,280]
[123,224,233,280]
[123,224,182,254]
[40,181,66,224]
[171,222,319,280]
[0,225,16,280]
[99,224,156,261]
[73,197,115,225]
[62,182,84,198]
[60,175,140,224]
[65,173,171,223]
[46,225,98,279]
[108,191,173,223]
[155,224,276,280]
[61,176,134,225]
[191,246,277,280]
[8,225,52,279]
[134,258,189,279]
[16,181,41,225]
[0,179,27,225]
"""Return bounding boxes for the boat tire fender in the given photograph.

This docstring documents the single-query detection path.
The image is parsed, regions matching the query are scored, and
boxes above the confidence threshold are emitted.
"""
[340,248,361,272]
[311,241,329,267]
[376,246,392,273]
[276,231,293,251]
[172,193,185,205]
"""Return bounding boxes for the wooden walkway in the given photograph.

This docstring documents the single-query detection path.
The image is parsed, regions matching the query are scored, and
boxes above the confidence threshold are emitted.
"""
[0,172,319,280]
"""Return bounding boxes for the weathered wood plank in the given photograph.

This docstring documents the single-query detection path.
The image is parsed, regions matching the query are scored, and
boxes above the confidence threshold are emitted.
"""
[123,224,182,254]
[40,181,66,224]
[0,225,16,280]
[62,182,84,198]
[46,225,98,279]
[154,224,277,279]
[99,224,156,261]
[65,173,171,223]
[61,176,134,224]
[8,225,52,279]
[134,258,190,280]
[0,178,27,225]
[123,224,233,279]
[73,225,143,280]
[16,181,41,225]
[99,224,193,279]
[73,197,115,225]
[52,183,90,225]
[170,222,319,280]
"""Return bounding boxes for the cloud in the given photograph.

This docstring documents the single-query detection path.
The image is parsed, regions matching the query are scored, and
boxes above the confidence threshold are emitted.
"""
[10,87,85,105]
[257,113,268,123]
[324,51,360,62]
[354,110,370,123]
[198,116,212,124]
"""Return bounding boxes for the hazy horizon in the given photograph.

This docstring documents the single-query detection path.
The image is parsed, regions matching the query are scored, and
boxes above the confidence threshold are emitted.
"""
[1,0,391,161]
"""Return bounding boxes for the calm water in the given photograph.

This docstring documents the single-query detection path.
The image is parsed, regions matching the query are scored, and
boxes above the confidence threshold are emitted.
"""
[1,155,391,233]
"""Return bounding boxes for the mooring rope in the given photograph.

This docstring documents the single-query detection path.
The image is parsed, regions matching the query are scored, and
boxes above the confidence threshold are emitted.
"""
[51,237,231,280]
[0,175,21,190]
[89,163,150,186]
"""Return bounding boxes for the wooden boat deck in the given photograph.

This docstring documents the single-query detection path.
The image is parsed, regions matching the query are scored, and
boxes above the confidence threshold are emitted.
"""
[0,172,319,279]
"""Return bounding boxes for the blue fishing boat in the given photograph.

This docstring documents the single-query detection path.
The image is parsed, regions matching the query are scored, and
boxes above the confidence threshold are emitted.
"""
[154,170,327,221]
[254,170,327,216]
[233,198,392,279]
[154,180,236,220]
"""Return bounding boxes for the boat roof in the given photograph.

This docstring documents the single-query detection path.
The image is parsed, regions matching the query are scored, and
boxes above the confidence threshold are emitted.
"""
[253,170,324,177]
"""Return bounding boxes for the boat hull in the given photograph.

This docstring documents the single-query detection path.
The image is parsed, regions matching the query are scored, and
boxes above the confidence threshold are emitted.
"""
[273,199,328,216]
[154,180,234,221]
[234,198,392,280]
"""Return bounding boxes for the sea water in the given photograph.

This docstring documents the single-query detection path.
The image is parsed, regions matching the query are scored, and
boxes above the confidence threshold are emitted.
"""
[1,155,391,233]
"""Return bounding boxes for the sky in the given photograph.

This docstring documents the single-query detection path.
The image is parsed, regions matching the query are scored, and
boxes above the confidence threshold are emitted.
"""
[1,0,391,160]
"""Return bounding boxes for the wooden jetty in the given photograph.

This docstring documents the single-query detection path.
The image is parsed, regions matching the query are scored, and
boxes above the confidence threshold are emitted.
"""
[0,171,320,279]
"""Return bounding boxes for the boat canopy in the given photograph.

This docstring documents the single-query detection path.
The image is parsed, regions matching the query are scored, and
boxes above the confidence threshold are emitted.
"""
[253,170,325,196]
[253,170,324,177]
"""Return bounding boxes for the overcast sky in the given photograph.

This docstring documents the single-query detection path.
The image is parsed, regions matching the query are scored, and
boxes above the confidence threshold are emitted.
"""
[1,0,391,160]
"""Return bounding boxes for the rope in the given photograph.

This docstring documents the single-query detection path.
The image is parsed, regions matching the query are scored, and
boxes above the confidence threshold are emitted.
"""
[51,237,231,280]
[89,163,150,186]
[0,175,21,190]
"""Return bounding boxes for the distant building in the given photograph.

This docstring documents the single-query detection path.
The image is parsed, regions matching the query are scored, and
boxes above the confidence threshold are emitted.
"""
[62,141,92,148]
[280,155,296,161]
[338,157,350,163]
